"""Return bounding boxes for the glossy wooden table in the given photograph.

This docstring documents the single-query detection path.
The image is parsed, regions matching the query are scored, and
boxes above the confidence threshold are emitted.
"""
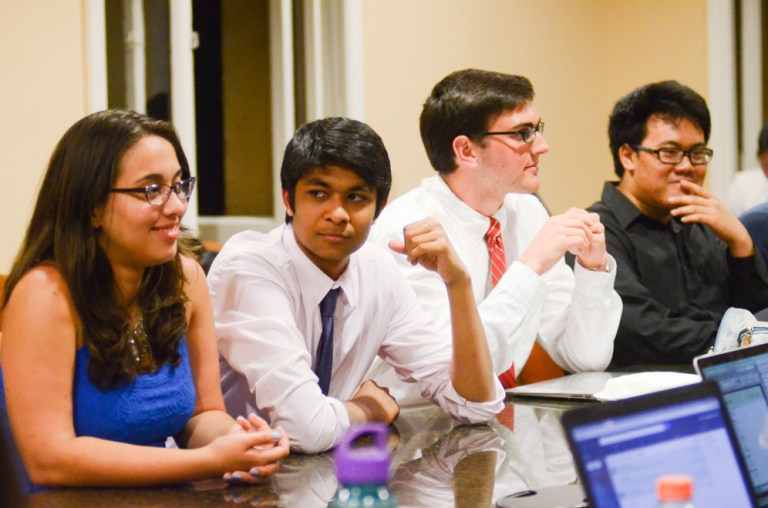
[24,397,586,507]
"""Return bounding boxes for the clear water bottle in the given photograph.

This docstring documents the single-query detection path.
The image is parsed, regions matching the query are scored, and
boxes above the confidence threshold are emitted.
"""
[329,422,397,508]
[657,475,694,508]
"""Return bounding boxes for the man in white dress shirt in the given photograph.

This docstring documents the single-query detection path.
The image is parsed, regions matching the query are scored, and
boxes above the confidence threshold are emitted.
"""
[208,117,504,454]
[726,120,768,217]
[368,69,622,398]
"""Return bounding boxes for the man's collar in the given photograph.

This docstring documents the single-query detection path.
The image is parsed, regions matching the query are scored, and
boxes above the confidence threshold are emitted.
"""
[282,223,355,307]
[602,182,681,232]
[601,182,643,229]
[426,175,505,237]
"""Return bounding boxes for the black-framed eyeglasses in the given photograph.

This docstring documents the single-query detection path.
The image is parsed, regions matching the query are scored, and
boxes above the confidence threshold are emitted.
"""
[632,145,714,165]
[110,177,196,206]
[475,120,545,143]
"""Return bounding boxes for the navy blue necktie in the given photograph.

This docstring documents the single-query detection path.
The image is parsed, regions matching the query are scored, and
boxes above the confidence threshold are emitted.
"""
[315,288,340,395]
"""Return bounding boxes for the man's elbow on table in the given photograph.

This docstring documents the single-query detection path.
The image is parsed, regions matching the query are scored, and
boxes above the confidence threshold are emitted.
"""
[271,405,350,455]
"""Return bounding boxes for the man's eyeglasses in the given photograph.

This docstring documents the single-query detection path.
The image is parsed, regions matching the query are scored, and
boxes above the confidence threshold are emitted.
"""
[475,120,545,143]
[632,146,714,166]
[110,177,196,206]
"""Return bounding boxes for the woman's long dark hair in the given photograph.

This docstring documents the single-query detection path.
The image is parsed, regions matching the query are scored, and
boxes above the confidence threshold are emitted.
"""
[3,110,190,389]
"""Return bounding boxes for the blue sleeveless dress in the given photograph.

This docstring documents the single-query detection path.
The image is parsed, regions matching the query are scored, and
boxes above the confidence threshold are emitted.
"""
[0,338,196,488]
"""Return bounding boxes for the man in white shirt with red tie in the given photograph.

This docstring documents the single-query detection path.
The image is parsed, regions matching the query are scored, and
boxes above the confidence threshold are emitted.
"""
[367,69,622,398]
[208,117,503,456]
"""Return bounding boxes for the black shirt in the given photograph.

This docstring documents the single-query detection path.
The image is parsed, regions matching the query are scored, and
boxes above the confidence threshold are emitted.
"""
[589,182,768,367]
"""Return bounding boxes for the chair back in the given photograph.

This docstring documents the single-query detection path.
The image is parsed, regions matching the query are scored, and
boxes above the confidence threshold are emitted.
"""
[0,274,6,331]
[517,342,565,385]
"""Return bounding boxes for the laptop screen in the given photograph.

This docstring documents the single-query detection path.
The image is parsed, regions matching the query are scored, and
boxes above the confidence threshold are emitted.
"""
[697,344,768,507]
[562,382,755,508]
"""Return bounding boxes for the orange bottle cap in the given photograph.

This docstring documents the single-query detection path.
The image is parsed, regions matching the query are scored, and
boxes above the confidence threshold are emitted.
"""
[657,475,693,500]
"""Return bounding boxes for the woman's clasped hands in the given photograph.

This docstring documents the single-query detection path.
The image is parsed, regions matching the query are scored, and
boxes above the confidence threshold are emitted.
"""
[219,413,289,484]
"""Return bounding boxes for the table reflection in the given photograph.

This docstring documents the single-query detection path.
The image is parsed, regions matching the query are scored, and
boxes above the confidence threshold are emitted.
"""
[24,400,582,507]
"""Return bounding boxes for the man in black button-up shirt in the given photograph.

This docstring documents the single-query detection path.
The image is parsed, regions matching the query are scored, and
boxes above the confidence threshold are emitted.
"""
[587,81,768,368]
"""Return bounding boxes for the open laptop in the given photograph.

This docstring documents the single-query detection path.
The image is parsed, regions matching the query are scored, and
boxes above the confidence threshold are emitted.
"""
[561,381,757,508]
[694,342,768,507]
[506,372,624,401]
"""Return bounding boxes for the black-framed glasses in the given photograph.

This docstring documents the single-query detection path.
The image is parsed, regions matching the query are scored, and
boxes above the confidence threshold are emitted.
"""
[110,177,196,206]
[632,145,714,165]
[475,120,545,143]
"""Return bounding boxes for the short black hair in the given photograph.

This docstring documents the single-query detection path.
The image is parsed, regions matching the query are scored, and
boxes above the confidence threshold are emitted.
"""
[758,120,768,155]
[420,69,535,174]
[280,117,392,222]
[609,80,711,178]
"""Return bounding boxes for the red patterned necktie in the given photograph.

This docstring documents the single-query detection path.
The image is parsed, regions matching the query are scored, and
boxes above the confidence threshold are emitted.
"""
[485,218,517,388]
[485,217,506,288]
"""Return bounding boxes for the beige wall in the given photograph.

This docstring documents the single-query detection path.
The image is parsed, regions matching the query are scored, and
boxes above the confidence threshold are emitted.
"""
[362,0,708,214]
[0,0,88,273]
[0,0,710,273]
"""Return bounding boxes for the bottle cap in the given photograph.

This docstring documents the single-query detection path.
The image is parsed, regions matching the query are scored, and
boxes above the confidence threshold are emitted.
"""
[333,422,390,484]
[657,475,693,501]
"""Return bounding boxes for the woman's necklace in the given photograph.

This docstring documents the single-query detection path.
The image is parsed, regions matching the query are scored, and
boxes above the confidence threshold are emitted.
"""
[127,316,152,367]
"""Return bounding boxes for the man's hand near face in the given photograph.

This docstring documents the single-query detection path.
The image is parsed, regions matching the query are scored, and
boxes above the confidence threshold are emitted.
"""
[388,217,470,287]
[669,180,755,258]
[518,208,609,275]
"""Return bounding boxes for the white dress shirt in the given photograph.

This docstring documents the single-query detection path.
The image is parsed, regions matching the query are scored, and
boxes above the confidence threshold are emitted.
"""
[366,176,621,402]
[726,167,768,217]
[208,224,504,453]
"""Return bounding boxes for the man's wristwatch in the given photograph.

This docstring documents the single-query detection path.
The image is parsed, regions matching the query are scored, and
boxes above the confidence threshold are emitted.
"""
[578,256,612,272]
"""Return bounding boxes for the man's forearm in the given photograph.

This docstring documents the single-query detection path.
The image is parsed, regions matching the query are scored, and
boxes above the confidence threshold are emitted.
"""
[446,275,496,401]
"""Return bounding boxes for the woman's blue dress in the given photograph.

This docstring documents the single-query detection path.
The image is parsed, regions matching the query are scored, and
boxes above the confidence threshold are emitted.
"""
[0,339,196,490]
